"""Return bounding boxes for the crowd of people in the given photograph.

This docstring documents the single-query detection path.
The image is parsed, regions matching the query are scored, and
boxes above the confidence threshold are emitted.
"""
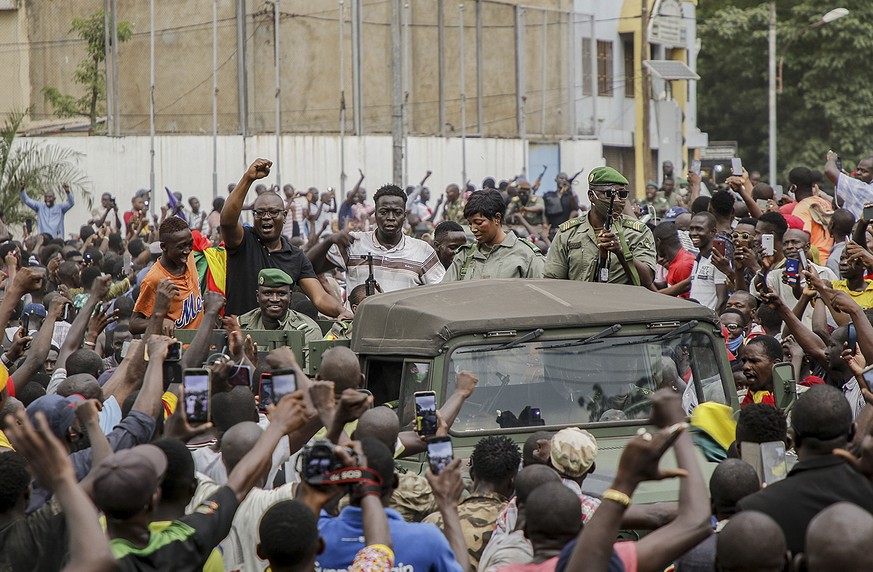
[3,149,873,572]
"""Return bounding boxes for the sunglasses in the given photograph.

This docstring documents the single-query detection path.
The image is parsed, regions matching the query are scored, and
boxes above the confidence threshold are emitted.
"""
[593,187,630,199]
[731,231,753,241]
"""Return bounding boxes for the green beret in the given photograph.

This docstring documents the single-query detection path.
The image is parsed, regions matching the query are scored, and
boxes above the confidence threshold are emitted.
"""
[588,166,629,187]
[258,268,294,288]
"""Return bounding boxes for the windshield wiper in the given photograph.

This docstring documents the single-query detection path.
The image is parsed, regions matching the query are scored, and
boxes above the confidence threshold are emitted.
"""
[598,320,700,351]
[544,324,622,350]
[495,328,545,351]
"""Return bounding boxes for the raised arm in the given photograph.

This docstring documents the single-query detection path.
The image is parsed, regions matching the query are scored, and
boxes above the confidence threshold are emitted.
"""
[399,371,477,457]
[426,458,472,572]
[18,181,40,212]
[13,295,67,394]
[180,291,225,370]
[825,150,841,186]
[5,410,115,572]
[226,391,307,501]
[61,183,75,212]
[762,292,827,365]
[634,393,711,572]
[221,159,273,249]
[56,275,115,370]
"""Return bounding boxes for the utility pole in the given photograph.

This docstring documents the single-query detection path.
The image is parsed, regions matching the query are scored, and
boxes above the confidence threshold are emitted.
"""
[768,0,777,186]
[639,0,651,196]
[391,0,403,185]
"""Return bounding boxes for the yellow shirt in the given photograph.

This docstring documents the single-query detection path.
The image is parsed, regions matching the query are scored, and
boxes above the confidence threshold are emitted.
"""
[0,429,13,451]
[831,280,873,309]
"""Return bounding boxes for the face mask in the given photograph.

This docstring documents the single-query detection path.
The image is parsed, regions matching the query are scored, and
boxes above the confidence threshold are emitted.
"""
[727,333,745,353]
[592,197,614,218]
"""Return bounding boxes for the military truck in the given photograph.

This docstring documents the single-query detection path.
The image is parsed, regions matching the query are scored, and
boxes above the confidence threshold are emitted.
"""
[351,279,739,503]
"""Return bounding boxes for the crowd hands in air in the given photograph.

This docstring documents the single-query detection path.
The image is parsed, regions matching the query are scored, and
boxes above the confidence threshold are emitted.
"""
[4,149,873,571]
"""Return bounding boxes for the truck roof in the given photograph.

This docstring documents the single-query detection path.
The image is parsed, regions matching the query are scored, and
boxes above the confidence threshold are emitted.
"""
[351,279,717,356]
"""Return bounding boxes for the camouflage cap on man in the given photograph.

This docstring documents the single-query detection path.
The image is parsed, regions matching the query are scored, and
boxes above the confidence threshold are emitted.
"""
[258,268,294,288]
[588,166,629,187]
[550,427,598,478]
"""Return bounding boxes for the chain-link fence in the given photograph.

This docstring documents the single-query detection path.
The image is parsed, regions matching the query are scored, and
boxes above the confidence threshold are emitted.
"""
[5,0,598,139]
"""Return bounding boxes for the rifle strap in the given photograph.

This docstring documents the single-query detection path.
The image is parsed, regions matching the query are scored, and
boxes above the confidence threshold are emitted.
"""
[615,224,641,286]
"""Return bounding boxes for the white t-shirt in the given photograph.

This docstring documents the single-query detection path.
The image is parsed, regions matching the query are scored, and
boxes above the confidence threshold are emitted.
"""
[326,230,446,292]
[689,253,726,311]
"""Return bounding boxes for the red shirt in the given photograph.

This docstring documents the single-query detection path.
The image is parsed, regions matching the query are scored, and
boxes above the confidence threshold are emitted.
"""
[666,248,696,298]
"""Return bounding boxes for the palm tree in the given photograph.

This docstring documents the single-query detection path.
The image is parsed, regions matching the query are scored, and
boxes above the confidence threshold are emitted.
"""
[0,111,92,227]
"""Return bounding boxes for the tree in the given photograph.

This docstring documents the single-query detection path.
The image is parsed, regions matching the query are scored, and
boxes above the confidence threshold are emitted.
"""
[697,0,873,184]
[42,10,132,133]
[0,111,91,226]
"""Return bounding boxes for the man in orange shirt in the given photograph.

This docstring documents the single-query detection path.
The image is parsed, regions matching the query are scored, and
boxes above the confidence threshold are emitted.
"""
[131,216,204,334]
[786,167,833,264]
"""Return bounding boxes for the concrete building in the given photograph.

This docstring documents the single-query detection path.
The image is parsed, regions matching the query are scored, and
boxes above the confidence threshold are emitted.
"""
[0,0,705,230]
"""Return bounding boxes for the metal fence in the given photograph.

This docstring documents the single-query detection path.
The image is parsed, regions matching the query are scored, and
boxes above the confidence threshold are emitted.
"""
[6,0,598,139]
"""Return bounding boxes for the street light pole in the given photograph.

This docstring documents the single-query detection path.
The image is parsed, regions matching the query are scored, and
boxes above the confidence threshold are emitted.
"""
[777,8,849,94]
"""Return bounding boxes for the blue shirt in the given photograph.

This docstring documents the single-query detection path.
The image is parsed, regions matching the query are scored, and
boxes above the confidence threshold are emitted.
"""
[20,189,75,238]
[318,506,463,572]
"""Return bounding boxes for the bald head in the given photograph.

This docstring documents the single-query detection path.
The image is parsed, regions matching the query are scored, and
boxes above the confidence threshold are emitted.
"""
[252,192,283,210]
[57,374,102,401]
[317,347,363,393]
[221,421,264,474]
[717,511,786,572]
[806,503,873,572]
[514,464,560,508]
[354,406,400,451]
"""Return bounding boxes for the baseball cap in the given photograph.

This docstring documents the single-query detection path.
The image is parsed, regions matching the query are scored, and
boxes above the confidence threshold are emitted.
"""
[91,444,168,519]
[784,214,805,231]
[25,394,85,441]
[550,427,598,478]
[22,303,47,318]
[663,206,689,222]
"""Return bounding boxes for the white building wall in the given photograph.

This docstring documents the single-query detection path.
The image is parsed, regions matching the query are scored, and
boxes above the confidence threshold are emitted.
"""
[15,134,604,235]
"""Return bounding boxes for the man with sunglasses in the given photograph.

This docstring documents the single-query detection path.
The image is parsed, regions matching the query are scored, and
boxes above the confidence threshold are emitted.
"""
[544,166,655,287]
[221,159,351,319]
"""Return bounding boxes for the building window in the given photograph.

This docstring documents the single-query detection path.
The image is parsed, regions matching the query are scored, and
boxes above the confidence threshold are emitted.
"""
[582,40,592,96]
[597,40,613,96]
[624,40,634,98]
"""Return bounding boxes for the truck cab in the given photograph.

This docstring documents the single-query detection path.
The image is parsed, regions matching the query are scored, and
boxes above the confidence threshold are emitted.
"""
[351,279,738,502]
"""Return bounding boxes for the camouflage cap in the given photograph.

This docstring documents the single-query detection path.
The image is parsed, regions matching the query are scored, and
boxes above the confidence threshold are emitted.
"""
[588,166,629,187]
[550,427,598,478]
[258,268,294,288]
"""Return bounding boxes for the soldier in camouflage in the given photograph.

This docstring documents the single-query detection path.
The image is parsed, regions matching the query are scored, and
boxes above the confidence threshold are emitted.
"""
[544,166,656,287]
[505,179,545,230]
[443,189,544,281]
[423,435,520,570]
[442,183,467,224]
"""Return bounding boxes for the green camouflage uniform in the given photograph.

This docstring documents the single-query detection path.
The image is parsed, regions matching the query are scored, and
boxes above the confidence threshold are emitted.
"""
[444,198,467,224]
[389,470,439,523]
[506,195,545,226]
[443,232,545,281]
[423,491,508,571]
[543,212,656,285]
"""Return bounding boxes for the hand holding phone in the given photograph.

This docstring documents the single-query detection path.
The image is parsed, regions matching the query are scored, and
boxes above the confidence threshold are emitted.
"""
[183,369,210,424]
[731,158,743,177]
[712,237,727,258]
[260,369,297,411]
[761,234,775,257]
[414,391,438,437]
[427,436,454,475]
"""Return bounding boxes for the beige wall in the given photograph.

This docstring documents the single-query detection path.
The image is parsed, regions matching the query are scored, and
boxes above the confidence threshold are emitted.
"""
[4,0,581,138]
[0,4,30,113]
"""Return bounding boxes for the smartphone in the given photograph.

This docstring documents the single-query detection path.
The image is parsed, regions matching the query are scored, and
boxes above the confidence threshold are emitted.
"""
[761,234,775,256]
[784,258,800,287]
[414,390,438,437]
[760,441,788,485]
[731,158,743,177]
[772,362,796,411]
[21,314,29,333]
[836,155,843,172]
[712,237,726,257]
[123,253,132,269]
[864,205,873,221]
[773,185,784,202]
[228,364,253,389]
[427,436,453,475]
[847,323,858,355]
[120,340,132,359]
[165,341,182,362]
[260,368,297,411]
[756,199,769,213]
[691,160,701,175]
[182,368,210,424]
[258,373,273,411]
[61,303,74,323]
[798,249,808,271]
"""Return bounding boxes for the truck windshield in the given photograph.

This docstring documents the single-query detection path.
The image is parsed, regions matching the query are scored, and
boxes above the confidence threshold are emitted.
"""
[446,330,727,432]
